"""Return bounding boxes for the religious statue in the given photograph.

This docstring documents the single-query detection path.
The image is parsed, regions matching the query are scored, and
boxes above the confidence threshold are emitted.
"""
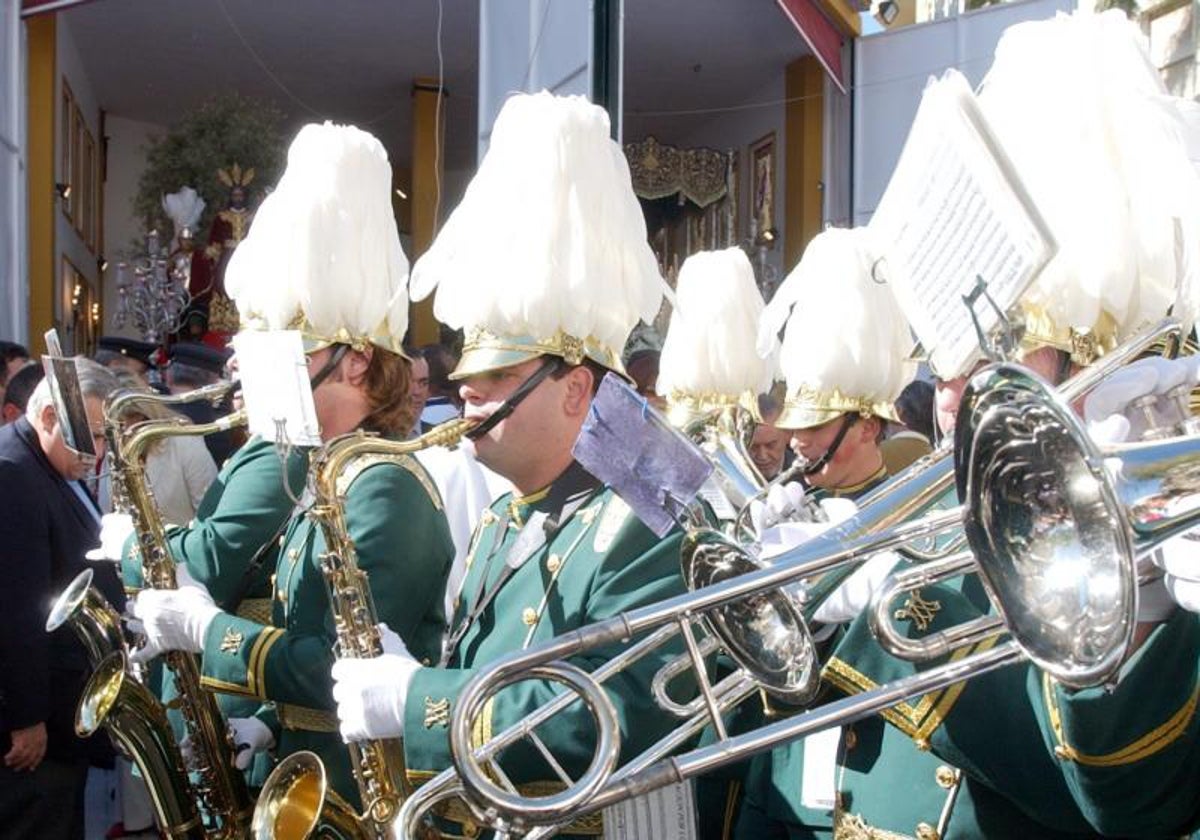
[192,163,256,336]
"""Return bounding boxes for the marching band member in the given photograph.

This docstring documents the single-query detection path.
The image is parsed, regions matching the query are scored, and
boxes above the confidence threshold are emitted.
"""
[128,122,455,809]
[973,10,1200,834]
[646,246,778,837]
[330,91,686,839]
[733,226,917,840]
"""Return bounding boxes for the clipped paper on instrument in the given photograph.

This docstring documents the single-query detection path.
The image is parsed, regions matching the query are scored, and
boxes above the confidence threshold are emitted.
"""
[231,330,321,446]
[603,782,698,840]
[869,69,1055,379]
[42,329,96,458]
[573,373,713,537]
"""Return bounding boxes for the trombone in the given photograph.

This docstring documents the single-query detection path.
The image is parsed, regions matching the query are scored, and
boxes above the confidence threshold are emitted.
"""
[872,360,1200,686]
[394,319,1186,838]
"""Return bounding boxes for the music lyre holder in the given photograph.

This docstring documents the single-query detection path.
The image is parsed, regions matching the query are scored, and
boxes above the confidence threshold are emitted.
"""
[962,275,1024,365]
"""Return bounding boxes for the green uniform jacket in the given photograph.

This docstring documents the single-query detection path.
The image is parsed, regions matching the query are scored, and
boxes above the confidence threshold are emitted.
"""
[120,435,311,604]
[1035,607,1200,837]
[198,449,454,809]
[118,436,312,783]
[732,467,891,840]
[403,463,688,837]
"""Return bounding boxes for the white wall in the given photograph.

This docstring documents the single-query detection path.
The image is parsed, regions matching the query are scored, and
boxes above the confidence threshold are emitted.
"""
[0,4,27,345]
[852,0,1074,226]
[102,113,164,337]
[478,0,591,159]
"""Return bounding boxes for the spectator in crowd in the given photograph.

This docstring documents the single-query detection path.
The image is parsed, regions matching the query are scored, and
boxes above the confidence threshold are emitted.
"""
[1,360,42,425]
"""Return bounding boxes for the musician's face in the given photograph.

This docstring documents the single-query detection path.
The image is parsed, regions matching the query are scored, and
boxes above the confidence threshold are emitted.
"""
[458,357,592,491]
[789,414,878,490]
[750,421,789,480]
[935,376,967,436]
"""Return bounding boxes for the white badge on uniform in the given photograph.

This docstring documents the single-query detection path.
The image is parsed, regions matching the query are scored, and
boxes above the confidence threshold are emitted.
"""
[603,782,698,840]
[800,727,841,811]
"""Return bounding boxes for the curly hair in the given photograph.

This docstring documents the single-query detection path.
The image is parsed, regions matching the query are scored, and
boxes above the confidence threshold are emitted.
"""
[359,347,415,437]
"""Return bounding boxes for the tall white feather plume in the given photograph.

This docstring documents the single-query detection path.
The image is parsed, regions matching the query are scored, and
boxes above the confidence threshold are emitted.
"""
[161,186,205,239]
[978,10,1200,341]
[658,248,775,398]
[225,122,410,350]
[766,228,913,410]
[410,92,668,357]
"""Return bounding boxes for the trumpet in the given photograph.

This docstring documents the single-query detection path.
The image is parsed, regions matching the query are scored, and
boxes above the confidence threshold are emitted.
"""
[394,318,1184,838]
[252,417,478,840]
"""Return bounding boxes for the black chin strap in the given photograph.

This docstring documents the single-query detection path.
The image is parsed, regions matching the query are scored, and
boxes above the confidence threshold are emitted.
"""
[309,343,349,390]
[800,413,858,477]
[466,356,563,441]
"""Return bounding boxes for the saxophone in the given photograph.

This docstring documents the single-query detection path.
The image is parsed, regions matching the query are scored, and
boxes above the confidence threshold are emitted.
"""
[253,417,477,840]
[48,383,250,840]
[109,384,254,839]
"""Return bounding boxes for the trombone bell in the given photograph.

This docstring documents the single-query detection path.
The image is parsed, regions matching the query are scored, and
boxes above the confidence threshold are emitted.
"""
[958,364,1137,688]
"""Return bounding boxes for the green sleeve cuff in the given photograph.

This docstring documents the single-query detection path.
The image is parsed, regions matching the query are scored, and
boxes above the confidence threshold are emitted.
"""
[402,666,477,781]
[199,612,282,700]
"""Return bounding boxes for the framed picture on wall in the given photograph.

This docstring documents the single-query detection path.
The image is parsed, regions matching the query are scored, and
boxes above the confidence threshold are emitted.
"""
[749,132,776,244]
[81,129,95,252]
[60,79,74,224]
[71,104,85,240]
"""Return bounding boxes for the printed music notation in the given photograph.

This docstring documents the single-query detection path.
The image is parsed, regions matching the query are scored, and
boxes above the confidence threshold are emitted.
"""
[869,69,1056,378]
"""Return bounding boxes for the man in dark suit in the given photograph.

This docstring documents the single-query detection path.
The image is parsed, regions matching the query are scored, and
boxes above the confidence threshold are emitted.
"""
[0,358,123,839]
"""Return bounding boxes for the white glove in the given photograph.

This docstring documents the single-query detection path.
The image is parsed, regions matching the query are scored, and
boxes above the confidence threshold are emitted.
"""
[812,551,902,625]
[1083,356,1200,443]
[85,513,135,562]
[179,716,274,771]
[331,623,421,743]
[760,496,859,560]
[229,717,275,770]
[750,481,809,533]
[1154,533,1200,614]
[128,570,221,664]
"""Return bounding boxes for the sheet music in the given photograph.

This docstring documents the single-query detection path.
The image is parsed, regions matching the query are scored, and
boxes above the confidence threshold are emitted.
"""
[41,329,95,457]
[870,70,1056,378]
[231,330,322,446]
[603,781,698,840]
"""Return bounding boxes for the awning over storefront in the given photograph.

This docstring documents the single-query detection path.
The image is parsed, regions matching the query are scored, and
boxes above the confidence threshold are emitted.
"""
[21,0,95,18]
[776,0,862,94]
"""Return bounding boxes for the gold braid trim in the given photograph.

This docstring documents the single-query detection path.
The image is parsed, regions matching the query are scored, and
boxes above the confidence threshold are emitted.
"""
[276,702,339,733]
[823,637,994,747]
[247,626,284,698]
[337,452,443,511]
[1042,673,1200,766]
[434,786,605,836]
[834,811,915,840]
[233,596,273,625]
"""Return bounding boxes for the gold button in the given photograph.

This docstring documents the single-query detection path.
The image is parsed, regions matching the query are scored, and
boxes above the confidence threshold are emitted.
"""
[277,589,288,603]
[935,765,957,789]
[1054,745,1070,760]
[521,607,538,626]
[546,554,561,573]
[843,728,858,750]
[462,819,479,838]
[915,822,940,840]
[288,549,299,560]
[915,737,931,752]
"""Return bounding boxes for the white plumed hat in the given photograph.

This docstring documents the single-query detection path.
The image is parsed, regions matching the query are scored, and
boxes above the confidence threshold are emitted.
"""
[657,247,776,424]
[224,122,411,354]
[759,228,914,430]
[978,10,1200,365]
[409,91,669,379]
